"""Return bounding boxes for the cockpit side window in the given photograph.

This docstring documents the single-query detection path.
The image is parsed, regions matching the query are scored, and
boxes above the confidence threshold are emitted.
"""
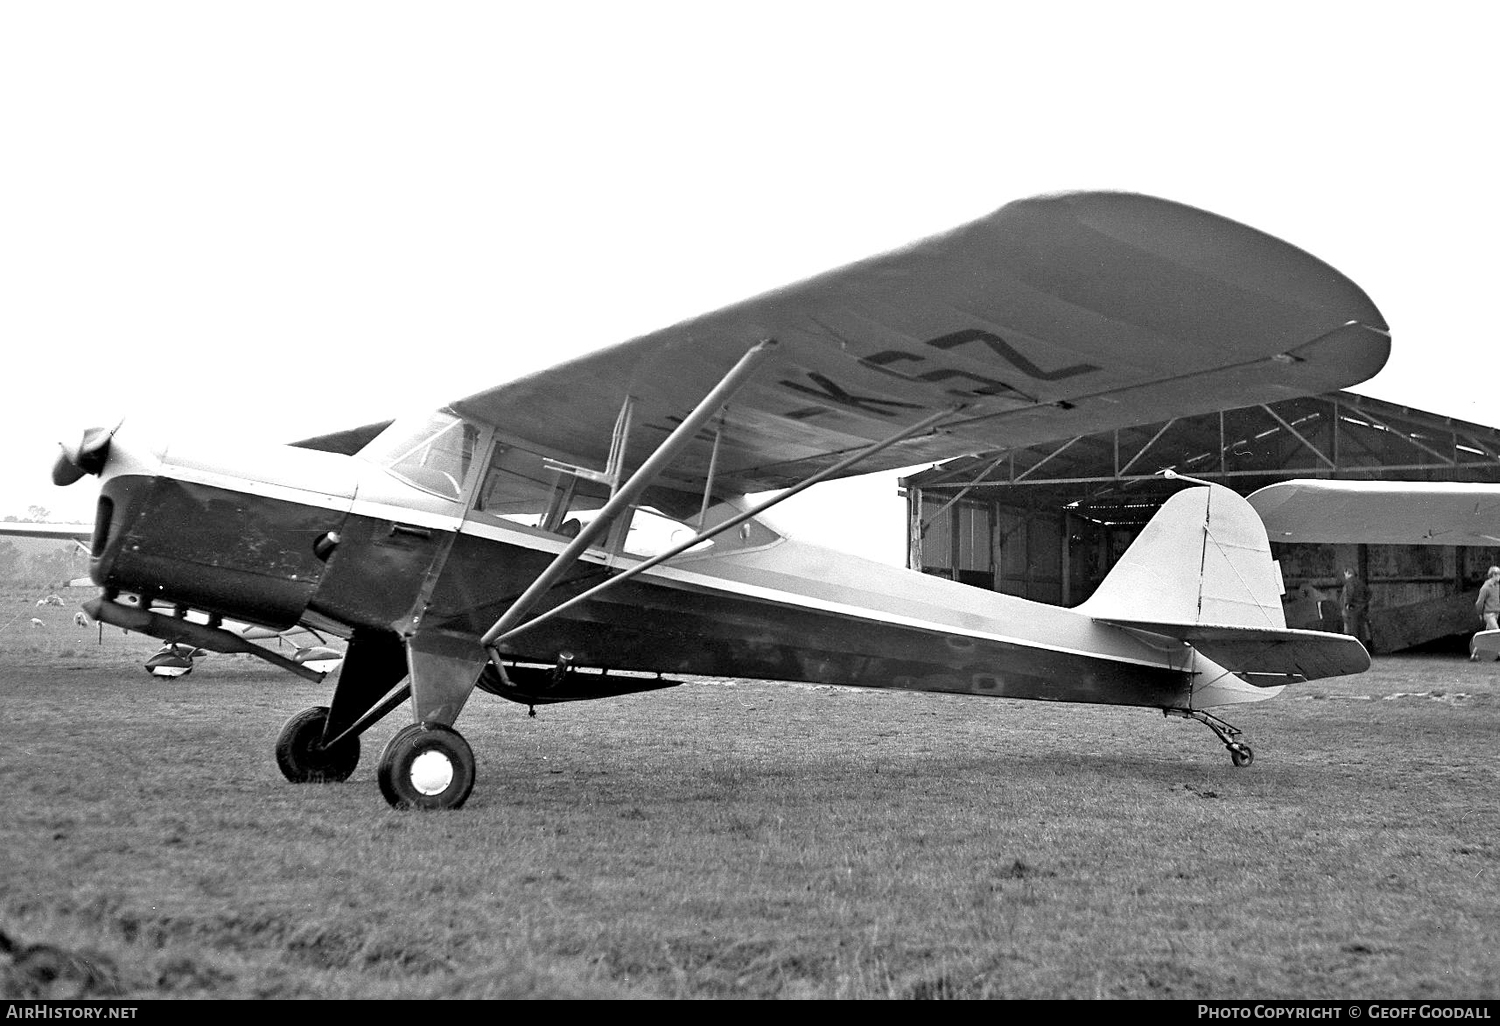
[359,411,479,501]
[471,442,778,556]
[475,443,609,529]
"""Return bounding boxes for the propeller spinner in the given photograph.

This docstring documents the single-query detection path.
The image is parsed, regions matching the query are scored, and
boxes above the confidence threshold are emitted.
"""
[53,423,118,486]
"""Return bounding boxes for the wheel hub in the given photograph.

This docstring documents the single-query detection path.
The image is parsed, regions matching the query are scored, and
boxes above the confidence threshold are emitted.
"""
[409,749,455,795]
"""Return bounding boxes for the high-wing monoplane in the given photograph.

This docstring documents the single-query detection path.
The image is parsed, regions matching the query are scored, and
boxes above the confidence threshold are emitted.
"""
[31,192,1391,809]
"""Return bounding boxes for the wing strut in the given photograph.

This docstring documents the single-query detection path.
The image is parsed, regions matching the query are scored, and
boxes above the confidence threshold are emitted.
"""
[697,415,726,526]
[479,339,779,649]
[484,403,963,651]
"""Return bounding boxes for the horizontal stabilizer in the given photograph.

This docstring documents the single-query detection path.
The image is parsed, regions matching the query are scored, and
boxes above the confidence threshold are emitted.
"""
[1095,620,1370,683]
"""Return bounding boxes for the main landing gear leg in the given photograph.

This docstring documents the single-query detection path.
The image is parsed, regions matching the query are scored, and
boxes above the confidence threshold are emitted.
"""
[276,631,410,785]
[275,706,360,783]
[1165,707,1255,768]
[375,631,489,811]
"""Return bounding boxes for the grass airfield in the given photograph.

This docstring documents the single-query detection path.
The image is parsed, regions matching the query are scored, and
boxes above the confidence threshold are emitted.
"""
[1,620,1497,999]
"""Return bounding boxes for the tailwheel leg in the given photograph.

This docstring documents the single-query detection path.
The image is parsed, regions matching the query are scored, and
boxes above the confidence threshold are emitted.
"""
[275,706,360,783]
[1165,707,1254,768]
[377,722,476,810]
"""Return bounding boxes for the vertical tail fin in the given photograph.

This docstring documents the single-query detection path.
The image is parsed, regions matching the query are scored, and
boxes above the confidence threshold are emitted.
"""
[1079,484,1368,688]
[1078,484,1285,629]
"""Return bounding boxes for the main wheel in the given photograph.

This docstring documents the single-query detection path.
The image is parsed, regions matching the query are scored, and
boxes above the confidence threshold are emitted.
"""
[377,722,476,810]
[1229,743,1254,768]
[275,706,360,783]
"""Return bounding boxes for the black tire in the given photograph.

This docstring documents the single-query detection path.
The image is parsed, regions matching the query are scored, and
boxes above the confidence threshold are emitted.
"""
[1229,744,1254,768]
[275,706,360,783]
[377,722,476,810]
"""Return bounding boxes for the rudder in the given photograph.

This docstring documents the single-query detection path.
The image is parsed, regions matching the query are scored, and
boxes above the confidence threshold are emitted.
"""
[1078,484,1286,630]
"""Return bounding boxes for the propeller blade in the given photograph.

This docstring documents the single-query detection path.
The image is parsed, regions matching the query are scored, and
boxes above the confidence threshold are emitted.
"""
[51,450,87,486]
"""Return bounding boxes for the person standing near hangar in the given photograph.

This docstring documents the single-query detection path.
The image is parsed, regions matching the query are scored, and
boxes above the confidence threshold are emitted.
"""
[1340,567,1371,647]
[1471,566,1500,660]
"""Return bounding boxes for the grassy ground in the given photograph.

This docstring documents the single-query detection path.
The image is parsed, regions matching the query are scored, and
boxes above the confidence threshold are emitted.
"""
[1,643,1497,999]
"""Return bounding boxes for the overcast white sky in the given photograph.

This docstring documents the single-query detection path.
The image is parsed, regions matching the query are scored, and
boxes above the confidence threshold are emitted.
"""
[1,3,1492,564]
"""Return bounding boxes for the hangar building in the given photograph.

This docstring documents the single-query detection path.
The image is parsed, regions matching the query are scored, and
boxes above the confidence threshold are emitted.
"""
[901,391,1500,653]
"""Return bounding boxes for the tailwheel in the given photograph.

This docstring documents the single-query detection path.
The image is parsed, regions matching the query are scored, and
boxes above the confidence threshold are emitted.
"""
[275,706,360,783]
[1163,707,1256,768]
[377,722,476,810]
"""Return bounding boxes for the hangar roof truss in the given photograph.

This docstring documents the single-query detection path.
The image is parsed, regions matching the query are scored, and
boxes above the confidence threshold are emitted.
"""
[901,391,1500,526]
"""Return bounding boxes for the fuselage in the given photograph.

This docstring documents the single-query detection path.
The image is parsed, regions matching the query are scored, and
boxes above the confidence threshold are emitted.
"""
[78,417,1270,714]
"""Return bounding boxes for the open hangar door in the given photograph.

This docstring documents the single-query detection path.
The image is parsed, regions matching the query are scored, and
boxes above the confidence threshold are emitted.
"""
[902,391,1500,653]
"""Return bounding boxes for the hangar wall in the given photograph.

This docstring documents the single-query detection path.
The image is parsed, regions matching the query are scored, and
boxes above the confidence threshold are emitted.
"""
[902,391,1500,653]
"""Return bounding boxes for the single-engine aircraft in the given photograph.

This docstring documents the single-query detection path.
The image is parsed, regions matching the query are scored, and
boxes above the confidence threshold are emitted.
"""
[31,191,1391,809]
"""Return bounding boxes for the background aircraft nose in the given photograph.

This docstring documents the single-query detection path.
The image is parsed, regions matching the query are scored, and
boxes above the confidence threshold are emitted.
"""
[52,423,119,485]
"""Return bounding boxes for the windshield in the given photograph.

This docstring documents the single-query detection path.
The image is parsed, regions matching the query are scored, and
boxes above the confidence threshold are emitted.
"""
[357,410,479,501]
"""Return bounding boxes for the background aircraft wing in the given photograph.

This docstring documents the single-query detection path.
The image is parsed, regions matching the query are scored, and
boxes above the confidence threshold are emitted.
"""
[450,191,1389,496]
[1249,480,1500,545]
[0,522,92,541]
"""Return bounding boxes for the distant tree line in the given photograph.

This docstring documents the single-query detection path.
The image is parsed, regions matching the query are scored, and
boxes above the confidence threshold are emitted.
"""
[3,506,57,523]
[0,509,90,588]
[0,541,88,589]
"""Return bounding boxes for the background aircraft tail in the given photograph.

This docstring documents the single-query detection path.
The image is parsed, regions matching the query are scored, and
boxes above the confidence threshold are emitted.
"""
[1079,484,1368,684]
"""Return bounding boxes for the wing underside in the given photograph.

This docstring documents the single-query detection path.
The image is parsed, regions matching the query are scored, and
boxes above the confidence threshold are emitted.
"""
[452,191,1389,497]
[1249,480,1500,546]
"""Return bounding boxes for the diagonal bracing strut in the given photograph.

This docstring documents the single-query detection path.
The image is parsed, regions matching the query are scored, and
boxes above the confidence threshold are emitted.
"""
[483,402,964,653]
[480,339,779,651]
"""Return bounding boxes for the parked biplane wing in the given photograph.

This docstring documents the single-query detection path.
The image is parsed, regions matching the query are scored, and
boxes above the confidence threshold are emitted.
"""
[33,191,1390,808]
[1248,479,1500,545]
